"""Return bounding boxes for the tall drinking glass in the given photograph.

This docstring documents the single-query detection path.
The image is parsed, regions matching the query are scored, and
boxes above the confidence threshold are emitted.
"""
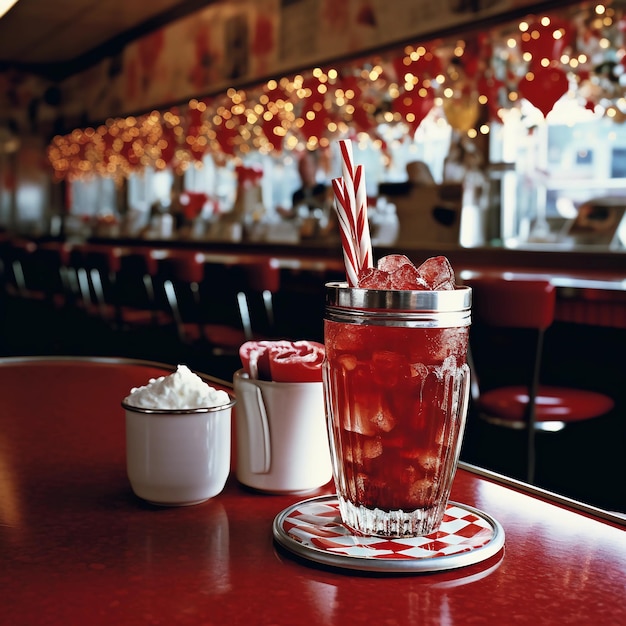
[323,283,472,537]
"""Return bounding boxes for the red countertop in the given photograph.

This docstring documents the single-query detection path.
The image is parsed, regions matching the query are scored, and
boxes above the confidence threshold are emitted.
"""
[0,357,624,626]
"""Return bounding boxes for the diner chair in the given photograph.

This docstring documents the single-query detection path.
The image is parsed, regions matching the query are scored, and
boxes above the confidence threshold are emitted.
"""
[114,248,173,329]
[1,238,71,310]
[466,276,615,484]
[67,245,100,316]
[2,238,66,306]
[0,232,10,289]
[82,244,122,323]
[4,238,39,299]
[157,252,249,355]
[28,241,73,308]
[237,257,280,340]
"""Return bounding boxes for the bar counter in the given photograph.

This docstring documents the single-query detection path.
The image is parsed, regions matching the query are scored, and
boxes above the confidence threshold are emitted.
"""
[1,357,624,626]
[89,236,626,328]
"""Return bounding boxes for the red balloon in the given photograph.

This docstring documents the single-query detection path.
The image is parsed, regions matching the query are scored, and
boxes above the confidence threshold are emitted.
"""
[260,118,284,152]
[213,120,239,156]
[518,66,569,117]
[160,126,178,164]
[188,107,204,128]
[299,112,328,143]
[392,51,442,85]
[351,105,376,133]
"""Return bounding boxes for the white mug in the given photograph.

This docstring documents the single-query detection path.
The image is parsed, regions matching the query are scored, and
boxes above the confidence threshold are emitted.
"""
[233,369,332,493]
[124,394,235,506]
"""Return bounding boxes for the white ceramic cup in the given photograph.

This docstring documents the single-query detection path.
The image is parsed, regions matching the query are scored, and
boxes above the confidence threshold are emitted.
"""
[233,369,332,493]
[124,393,235,506]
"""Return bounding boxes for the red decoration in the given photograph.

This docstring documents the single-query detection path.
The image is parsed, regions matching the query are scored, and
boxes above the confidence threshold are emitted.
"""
[392,88,435,133]
[518,65,569,117]
[299,112,329,143]
[160,125,178,165]
[520,18,574,62]
[49,6,619,178]
[392,49,442,85]
[477,74,505,120]
[356,2,376,27]
[252,15,274,56]
[338,74,362,100]
[302,75,326,106]
[186,104,209,161]
[213,116,241,156]
[123,140,139,168]
[351,105,376,133]
[260,118,284,151]
[138,30,165,75]
[298,75,331,142]
[179,191,208,220]
[190,29,214,90]
[236,165,264,188]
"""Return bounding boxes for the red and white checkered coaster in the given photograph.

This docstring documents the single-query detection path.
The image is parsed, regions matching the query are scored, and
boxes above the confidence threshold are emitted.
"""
[273,495,505,573]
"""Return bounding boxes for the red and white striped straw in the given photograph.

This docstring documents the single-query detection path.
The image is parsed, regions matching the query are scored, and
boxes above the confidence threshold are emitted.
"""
[332,140,373,286]
[332,177,360,287]
[353,163,372,271]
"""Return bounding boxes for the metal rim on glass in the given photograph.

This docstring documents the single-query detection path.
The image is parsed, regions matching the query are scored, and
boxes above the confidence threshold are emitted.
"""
[325,282,472,327]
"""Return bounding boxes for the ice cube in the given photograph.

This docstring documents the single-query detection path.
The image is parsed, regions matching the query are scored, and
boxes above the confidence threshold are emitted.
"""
[331,324,363,352]
[346,406,378,436]
[371,350,405,386]
[408,477,436,505]
[371,407,396,433]
[358,267,391,289]
[419,451,441,473]
[338,354,358,371]
[355,472,370,500]
[377,254,414,273]
[344,445,357,465]
[390,263,428,290]
[409,362,429,381]
[400,464,418,485]
[416,256,456,290]
[363,437,383,459]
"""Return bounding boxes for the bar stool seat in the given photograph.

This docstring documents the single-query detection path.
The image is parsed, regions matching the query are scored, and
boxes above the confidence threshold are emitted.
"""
[477,385,615,431]
[467,277,615,483]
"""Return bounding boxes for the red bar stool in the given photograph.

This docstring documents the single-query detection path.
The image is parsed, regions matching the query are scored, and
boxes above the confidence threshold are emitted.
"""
[237,257,281,339]
[115,247,172,328]
[157,251,248,354]
[67,244,92,313]
[68,243,122,321]
[4,238,39,298]
[31,241,73,307]
[467,277,615,484]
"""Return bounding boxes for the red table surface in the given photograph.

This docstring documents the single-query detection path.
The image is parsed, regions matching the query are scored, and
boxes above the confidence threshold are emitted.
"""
[0,357,624,626]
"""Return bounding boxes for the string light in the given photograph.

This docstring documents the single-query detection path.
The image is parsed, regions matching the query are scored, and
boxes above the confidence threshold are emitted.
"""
[47,2,622,181]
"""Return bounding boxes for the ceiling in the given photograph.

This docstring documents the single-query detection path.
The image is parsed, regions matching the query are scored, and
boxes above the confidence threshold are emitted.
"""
[0,0,214,80]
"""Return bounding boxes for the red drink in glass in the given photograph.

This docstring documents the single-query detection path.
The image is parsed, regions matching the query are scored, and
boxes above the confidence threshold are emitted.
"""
[323,283,471,537]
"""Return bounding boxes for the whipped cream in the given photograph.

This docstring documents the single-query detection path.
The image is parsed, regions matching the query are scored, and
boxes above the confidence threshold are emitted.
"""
[124,364,230,410]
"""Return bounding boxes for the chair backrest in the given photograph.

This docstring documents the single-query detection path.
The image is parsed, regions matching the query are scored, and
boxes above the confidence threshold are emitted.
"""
[157,251,205,284]
[241,257,281,294]
[120,248,158,278]
[467,277,555,389]
[469,277,556,330]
